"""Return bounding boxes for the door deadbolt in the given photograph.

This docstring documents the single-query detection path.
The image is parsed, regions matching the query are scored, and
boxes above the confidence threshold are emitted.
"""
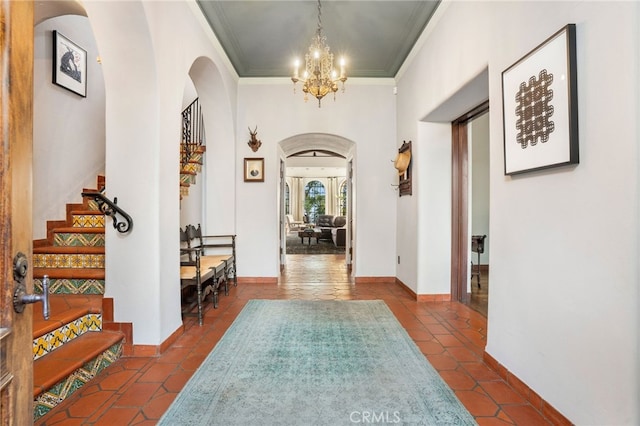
[13,252,28,281]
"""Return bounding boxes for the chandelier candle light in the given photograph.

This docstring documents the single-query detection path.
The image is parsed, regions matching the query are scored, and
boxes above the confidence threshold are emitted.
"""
[292,0,347,107]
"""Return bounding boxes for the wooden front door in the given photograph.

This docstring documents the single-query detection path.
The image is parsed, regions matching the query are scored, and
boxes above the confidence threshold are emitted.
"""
[1,1,35,424]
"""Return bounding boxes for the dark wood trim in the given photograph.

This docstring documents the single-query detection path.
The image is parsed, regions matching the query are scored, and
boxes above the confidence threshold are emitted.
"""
[451,121,469,302]
[455,100,489,123]
[451,101,489,303]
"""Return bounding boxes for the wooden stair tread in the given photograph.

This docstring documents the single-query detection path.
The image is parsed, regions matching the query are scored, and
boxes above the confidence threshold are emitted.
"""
[33,268,105,280]
[33,294,103,336]
[33,330,124,397]
[34,246,105,254]
[70,210,104,217]
[33,307,90,338]
[51,227,105,234]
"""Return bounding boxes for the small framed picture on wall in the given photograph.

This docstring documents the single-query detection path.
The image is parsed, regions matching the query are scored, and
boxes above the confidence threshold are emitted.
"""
[52,30,87,97]
[244,158,264,182]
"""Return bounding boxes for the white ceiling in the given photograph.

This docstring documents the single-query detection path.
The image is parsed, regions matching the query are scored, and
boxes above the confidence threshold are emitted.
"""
[196,0,441,78]
[287,154,346,178]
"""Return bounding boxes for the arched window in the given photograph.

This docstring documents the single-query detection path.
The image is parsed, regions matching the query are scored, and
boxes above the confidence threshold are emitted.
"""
[304,180,325,223]
[339,181,347,216]
[285,183,290,215]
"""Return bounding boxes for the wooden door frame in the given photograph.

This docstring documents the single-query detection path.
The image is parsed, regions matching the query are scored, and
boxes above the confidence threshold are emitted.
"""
[1,1,35,424]
[451,101,489,302]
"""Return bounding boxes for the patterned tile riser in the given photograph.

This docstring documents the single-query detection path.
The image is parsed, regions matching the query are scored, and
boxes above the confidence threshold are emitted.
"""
[87,200,100,211]
[180,186,190,197]
[34,278,105,295]
[32,253,104,269]
[33,341,122,421]
[54,232,105,247]
[33,314,102,360]
[182,162,201,174]
[71,214,105,228]
[180,173,196,185]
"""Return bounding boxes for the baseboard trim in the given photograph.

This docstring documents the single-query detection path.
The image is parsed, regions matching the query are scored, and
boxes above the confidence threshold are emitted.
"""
[127,324,184,358]
[354,276,396,284]
[483,352,572,425]
[394,278,452,301]
[237,277,278,284]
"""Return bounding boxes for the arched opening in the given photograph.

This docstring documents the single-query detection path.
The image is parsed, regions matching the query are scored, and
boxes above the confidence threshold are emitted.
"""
[279,133,355,275]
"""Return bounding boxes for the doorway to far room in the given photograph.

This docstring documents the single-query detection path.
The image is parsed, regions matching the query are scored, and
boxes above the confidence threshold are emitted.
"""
[284,150,347,256]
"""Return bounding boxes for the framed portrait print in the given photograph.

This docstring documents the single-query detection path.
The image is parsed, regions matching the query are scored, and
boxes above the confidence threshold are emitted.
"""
[244,158,264,182]
[502,24,579,175]
[52,31,87,97]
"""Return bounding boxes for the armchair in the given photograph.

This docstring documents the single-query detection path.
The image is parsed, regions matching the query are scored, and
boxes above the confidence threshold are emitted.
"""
[286,214,304,232]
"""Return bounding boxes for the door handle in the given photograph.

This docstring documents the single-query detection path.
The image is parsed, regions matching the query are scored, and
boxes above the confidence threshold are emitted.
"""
[12,252,50,320]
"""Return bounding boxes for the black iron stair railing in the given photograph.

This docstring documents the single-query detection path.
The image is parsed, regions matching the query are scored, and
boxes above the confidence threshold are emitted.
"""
[81,191,133,233]
[181,97,205,170]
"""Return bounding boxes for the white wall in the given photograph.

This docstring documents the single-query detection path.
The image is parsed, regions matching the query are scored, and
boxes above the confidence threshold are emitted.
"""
[237,80,397,278]
[33,15,105,240]
[396,1,639,424]
[83,1,238,346]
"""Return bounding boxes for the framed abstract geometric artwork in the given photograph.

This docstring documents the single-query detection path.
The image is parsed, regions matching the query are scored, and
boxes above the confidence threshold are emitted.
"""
[502,24,579,175]
[52,31,87,97]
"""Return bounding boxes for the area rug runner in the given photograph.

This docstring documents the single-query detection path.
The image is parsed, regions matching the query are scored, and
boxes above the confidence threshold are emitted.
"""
[159,300,476,425]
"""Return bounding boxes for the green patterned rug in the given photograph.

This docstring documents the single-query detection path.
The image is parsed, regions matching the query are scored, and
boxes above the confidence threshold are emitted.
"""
[159,300,476,425]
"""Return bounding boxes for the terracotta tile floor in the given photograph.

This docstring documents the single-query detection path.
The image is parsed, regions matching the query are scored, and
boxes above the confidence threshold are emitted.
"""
[36,254,553,425]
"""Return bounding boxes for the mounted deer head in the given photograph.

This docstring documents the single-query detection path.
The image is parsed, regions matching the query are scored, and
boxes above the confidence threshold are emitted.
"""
[247,126,262,152]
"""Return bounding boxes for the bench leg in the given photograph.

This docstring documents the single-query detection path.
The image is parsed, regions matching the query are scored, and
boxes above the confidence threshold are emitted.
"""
[213,287,219,309]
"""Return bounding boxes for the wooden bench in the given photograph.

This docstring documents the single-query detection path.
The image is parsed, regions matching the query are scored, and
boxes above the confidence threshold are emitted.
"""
[180,225,237,325]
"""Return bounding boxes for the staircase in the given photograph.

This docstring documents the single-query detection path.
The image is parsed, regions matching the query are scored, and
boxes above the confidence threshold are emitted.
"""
[180,97,205,199]
[180,145,205,198]
[32,175,130,421]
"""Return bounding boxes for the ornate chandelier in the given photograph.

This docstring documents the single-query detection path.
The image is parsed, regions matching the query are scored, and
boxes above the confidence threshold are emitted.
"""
[291,0,347,108]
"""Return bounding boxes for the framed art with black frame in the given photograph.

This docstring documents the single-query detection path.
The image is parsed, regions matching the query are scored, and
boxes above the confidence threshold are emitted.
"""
[502,24,578,175]
[244,158,264,182]
[52,30,87,97]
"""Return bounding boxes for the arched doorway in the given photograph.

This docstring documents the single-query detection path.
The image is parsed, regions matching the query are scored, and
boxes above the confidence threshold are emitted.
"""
[279,134,355,274]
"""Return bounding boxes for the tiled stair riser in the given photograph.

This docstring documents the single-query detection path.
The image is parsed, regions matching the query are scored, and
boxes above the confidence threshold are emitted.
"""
[71,214,105,228]
[34,278,105,295]
[182,162,201,174]
[87,200,100,211]
[32,253,104,269]
[54,232,105,247]
[33,314,102,360]
[33,342,122,421]
[180,173,196,185]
